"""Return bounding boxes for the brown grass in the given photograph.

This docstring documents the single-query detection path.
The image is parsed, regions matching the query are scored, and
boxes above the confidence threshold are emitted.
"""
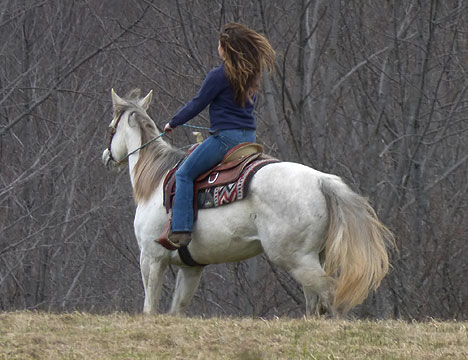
[0,312,467,359]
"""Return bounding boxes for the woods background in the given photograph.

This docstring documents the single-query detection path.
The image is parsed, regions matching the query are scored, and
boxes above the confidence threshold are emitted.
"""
[1,0,467,320]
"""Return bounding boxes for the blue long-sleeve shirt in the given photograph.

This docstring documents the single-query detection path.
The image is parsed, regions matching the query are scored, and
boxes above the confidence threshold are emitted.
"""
[169,64,256,132]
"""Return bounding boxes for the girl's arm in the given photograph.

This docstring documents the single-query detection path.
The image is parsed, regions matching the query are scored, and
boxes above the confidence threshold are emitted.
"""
[169,67,224,128]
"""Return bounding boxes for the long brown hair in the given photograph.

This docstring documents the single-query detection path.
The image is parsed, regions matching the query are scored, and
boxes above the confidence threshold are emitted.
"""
[219,23,275,107]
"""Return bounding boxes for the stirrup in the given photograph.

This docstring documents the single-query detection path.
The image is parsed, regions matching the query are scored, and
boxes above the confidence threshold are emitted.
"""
[157,220,179,250]
[168,231,192,248]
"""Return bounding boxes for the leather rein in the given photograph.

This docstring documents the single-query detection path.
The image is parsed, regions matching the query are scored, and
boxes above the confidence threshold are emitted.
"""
[107,110,166,165]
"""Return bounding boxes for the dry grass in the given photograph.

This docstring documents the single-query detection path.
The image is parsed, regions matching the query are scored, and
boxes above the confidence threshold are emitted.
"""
[0,312,467,359]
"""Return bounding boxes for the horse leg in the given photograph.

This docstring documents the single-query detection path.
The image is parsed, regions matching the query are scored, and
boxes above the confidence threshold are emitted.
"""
[289,255,337,318]
[140,254,167,314]
[302,287,320,317]
[169,266,203,316]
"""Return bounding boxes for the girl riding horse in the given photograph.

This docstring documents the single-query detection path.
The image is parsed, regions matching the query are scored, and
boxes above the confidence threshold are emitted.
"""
[163,23,275,249]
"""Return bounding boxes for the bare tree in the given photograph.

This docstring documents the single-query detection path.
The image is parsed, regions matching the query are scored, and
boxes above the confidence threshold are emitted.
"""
[1,0,467,320]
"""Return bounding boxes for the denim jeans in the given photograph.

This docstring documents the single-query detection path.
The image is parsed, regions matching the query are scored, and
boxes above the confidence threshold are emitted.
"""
[171,129,256,232]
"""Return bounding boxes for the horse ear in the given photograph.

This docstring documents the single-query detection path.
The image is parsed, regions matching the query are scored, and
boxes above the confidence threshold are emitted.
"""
[111,88,126,108]
[139,90,153,111]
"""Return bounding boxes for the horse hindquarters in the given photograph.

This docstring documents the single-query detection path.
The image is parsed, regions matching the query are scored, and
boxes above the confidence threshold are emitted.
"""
[248,163,336,315]
[319,177,395,314]
[250,163,393,316]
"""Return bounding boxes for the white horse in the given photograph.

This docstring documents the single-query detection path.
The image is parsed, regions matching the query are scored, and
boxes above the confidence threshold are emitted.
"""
[102,89,395,317]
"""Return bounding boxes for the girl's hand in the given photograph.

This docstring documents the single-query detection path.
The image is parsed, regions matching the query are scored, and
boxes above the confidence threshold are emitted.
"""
[164,123,173,133]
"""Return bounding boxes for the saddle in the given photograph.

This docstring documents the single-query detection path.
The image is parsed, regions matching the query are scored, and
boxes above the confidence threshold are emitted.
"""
[162,142,277,218]
[158,142,279,255]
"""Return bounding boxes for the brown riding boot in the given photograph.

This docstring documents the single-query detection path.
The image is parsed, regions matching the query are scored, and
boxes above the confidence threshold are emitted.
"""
[167,231,192,248]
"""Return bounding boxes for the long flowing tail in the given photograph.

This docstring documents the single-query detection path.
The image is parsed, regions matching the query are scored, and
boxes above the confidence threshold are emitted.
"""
[320,176,396,314]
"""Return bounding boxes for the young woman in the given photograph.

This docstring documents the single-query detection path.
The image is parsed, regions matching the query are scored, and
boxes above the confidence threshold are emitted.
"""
[164,22,275,248]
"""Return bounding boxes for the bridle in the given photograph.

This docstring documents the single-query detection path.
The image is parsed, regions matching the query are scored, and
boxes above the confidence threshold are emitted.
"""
[106,110,166,166]
[106,111,126,164]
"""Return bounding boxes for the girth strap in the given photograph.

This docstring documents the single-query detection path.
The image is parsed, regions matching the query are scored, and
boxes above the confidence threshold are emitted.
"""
[178,246,206,267]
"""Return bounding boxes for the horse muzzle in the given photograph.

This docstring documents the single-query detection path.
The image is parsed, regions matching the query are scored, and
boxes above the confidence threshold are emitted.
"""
[102,149,118,171]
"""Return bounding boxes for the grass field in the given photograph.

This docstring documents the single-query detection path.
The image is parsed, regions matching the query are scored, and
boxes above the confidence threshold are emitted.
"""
[0,312,466,359]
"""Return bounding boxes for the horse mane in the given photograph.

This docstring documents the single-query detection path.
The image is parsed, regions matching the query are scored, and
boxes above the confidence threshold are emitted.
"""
[121,91,185,204]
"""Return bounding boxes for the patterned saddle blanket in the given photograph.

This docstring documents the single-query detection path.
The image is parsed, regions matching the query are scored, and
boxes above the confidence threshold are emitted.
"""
[162,143,279,219]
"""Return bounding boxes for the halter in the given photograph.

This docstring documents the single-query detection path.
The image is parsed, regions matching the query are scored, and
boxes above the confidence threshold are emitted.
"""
[107,110,166,166]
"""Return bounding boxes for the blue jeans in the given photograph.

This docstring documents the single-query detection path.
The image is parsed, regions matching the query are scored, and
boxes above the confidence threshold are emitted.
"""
[171,129,256,232]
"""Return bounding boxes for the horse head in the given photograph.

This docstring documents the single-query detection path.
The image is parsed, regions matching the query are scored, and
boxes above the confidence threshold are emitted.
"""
[102,88,184,203]
[102,88,154,170]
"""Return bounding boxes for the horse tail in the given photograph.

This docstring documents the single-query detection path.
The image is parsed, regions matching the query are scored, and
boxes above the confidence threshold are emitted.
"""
[319,176,395,314]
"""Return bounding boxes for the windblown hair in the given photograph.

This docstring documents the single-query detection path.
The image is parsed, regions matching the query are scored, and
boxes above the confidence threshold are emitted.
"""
[219,23,275,107]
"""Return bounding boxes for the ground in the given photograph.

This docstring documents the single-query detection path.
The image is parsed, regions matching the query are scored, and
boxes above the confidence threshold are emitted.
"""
[0,312,467,359]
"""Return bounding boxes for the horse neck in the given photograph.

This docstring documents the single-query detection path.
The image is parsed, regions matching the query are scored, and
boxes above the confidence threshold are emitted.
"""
[129,129,183,204]
[125,126,143,189]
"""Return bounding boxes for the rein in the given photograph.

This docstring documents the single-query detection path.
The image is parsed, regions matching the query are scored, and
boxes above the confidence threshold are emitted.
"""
[107,111,209,165]
[119,132,167,164]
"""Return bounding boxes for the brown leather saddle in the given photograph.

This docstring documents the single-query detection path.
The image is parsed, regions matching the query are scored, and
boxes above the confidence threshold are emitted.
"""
[158,142,279,257]
[163,142,265,218]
